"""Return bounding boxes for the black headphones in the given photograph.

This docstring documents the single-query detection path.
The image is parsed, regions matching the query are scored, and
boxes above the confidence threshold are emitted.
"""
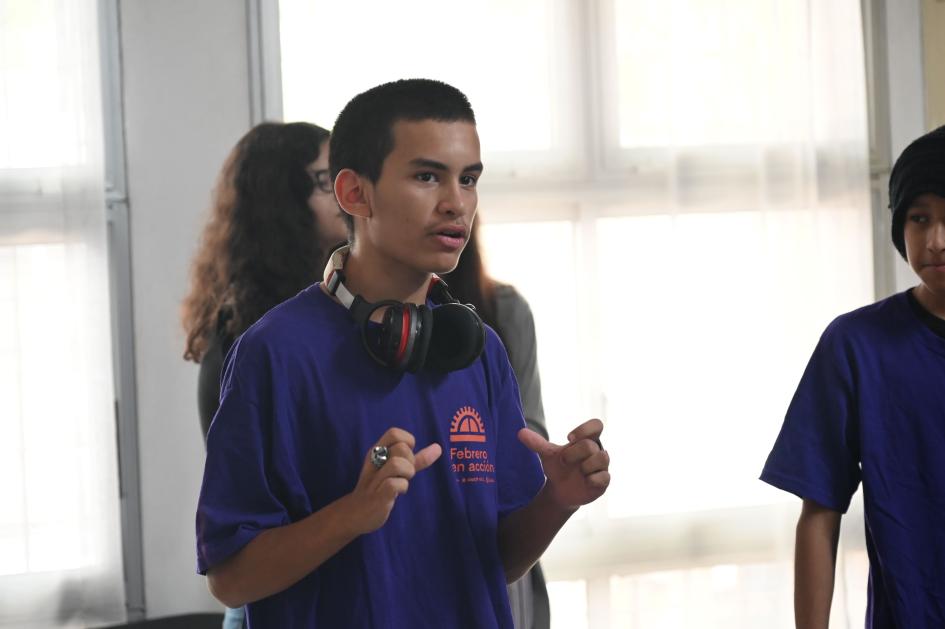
[323,245,486,373]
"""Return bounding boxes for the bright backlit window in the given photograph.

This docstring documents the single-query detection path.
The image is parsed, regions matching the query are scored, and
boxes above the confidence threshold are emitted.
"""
[0,244,87,575]
[280,0,873,625]
[280,0,582,178]
[0,1,93,169]
[610,0,808,148]
[0,1,123,625]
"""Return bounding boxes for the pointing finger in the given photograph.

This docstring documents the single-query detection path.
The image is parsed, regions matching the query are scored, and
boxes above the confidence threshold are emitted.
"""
[518,427,559,457]
[414,443,443,472]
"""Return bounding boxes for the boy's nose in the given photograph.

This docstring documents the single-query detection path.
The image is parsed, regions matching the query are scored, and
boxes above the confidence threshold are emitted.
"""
[437,183,471,216]
[929,221,945,251]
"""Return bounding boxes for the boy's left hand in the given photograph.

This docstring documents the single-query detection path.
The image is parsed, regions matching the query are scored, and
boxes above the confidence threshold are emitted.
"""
[518,418,610,510]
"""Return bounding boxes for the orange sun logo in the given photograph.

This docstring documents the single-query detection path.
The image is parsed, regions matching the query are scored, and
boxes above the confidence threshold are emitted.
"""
[450,406,486,442]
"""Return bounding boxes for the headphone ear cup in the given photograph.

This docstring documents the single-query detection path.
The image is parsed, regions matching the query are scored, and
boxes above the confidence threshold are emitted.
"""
[380,304,406,368]
[403,305,433,373]
[426,304,485,372]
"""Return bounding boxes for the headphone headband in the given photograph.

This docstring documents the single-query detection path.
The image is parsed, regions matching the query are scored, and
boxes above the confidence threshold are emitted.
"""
[322,244,454,307]
[323,245,356,308]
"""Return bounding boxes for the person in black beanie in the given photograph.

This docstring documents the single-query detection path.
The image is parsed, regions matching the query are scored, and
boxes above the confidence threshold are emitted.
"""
[888,124,945,260]
[759,125,945,628]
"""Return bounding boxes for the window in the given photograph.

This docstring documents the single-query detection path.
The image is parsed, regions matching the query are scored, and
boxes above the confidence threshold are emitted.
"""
[0,1,123,625]
[279,0,872,625]
[280,0,583,179]
[0,1,97,170]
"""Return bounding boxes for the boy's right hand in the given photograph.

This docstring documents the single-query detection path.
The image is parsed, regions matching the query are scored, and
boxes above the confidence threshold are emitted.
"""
[345,427,442,534]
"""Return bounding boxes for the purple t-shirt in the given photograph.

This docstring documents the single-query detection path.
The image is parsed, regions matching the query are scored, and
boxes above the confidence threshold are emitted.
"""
[761,291,945,628]
[196,284,545,628]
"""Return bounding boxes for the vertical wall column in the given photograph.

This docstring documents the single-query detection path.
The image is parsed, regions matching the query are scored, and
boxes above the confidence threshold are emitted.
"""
[117,0,253,616]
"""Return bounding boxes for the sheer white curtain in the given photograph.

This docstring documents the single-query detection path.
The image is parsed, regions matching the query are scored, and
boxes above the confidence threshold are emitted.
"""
[281,0,872,626]
[480,2,872,627]
[0,1,124,627]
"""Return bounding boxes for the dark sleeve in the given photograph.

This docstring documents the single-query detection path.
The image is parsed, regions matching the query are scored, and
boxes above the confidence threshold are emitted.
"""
[197,310,235,442]
[495,286,547,438]
[489,333,546,518]
[195,338,292,574]
[760,320,862,513]
[197,333,224,442]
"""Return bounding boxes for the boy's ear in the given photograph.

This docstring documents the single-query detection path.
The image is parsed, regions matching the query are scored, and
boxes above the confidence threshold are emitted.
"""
[334,169,373,220]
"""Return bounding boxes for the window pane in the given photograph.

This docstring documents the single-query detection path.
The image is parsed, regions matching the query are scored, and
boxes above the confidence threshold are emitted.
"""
[612,0,809,148]
[279,0,578,170]
[0,246,25,575]
[609,562,794,628]
[607,551,866,628]
[0,1,92,168]
[595,208,871,517]
[478,221,582,440]
[0,244,85,574]
[547,579,587,629]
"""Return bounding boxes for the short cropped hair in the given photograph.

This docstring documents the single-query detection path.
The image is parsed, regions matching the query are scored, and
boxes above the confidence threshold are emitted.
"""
[329,78,476,237]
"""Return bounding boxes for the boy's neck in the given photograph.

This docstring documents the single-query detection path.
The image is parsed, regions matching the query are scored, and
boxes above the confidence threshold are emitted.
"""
[914,284,945,320]
[341,243,433,306]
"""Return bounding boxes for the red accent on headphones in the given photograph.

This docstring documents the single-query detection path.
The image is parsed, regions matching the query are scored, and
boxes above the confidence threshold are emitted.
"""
[322,245,486,373]
[396,304,410,364]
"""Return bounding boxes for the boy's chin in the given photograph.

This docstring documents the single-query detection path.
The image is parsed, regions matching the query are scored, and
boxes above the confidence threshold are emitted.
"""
[921,277,945,296]
[430,262,460,276]
[423,252,462,276]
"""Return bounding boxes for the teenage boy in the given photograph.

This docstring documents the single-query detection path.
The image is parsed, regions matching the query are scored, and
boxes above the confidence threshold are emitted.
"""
[761,125,945,628]
[195,79,611,628]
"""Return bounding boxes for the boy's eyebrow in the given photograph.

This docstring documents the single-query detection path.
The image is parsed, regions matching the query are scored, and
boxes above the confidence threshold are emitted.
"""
[409,158,484,173]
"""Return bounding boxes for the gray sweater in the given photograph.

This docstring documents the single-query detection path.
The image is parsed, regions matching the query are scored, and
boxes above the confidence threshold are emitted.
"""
[496,284,549,629]
[494,284,546,436]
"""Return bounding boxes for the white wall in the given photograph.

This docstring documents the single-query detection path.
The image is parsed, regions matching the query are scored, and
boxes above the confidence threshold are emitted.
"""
[118,0,252,616]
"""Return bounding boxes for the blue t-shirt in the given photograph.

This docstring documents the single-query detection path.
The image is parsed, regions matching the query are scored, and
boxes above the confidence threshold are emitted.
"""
[761,291,945,628]
[196,284,545,628]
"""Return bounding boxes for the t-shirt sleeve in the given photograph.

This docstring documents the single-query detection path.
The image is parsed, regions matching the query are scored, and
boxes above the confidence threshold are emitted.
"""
[760,320,862,513]
[195,341,290,575]
[490,335,546,518]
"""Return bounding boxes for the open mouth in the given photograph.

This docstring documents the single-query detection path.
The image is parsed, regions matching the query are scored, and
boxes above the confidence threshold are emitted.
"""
[432,226,467,249]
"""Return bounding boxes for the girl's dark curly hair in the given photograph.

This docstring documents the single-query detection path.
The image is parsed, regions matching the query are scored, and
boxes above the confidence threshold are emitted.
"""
[182,121,331,362]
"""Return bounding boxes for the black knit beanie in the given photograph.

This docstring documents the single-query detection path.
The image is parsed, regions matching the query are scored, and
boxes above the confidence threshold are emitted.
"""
[888,125,945,260]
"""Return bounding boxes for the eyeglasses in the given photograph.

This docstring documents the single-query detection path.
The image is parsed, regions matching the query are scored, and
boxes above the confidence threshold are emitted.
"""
[308,169,333,194]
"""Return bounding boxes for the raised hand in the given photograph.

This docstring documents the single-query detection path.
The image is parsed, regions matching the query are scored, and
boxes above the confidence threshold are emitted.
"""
[518,418,610,510]
[346,427,442,534]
